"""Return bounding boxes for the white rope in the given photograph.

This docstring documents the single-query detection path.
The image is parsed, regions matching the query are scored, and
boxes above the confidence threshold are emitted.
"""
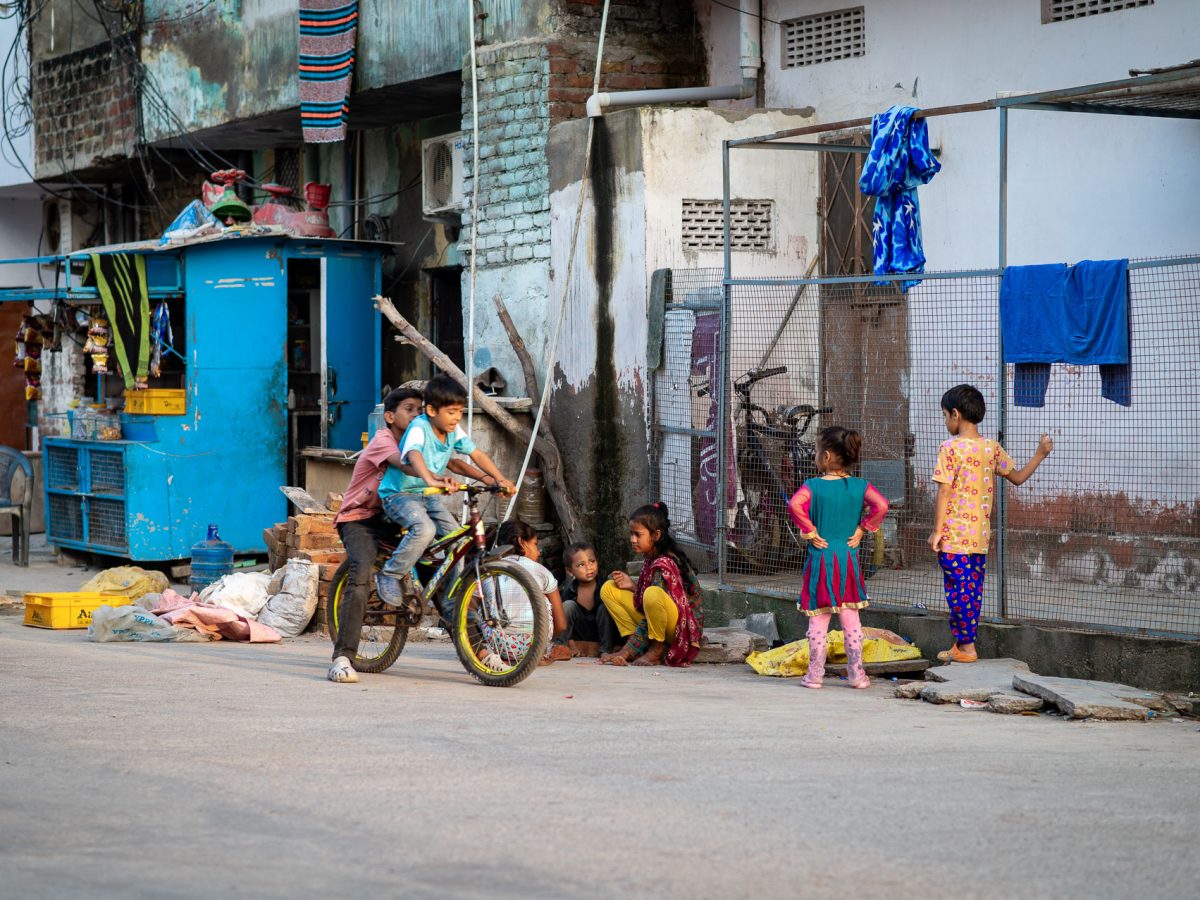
[503,0,611,522]
[465,0,481,439]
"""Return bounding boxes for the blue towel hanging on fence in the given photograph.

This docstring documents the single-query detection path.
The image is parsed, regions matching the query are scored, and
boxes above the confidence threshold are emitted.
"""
[1000,259,1131,407]
[858,106,941,291]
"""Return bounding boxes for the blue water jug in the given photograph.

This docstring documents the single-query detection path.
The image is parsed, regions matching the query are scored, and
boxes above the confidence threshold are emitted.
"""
[190,524,234,593]
[367,403,386,440]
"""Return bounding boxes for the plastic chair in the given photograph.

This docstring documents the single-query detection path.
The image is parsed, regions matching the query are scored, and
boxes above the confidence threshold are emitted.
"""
[0,446,33,567]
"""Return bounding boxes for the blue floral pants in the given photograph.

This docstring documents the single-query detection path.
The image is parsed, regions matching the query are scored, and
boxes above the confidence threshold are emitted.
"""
[939,552,987,644]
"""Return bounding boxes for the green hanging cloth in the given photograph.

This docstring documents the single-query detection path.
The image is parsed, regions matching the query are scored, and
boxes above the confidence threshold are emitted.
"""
[85,253,151,390]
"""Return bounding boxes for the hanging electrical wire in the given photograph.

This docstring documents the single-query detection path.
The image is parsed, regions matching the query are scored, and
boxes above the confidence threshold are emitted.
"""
[501,0,612,523]
[465,0,482,440]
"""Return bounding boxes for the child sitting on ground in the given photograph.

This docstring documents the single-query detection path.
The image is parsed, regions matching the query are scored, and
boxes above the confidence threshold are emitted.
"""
[788,426,889,690]
[492,519,571,664]
[599,503,703,667]
[376,374,514,619]
[553,541,620,657]
[928,384,1053,663]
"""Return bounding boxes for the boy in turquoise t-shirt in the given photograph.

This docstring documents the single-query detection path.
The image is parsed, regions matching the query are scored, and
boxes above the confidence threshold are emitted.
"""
[376,374,514,611]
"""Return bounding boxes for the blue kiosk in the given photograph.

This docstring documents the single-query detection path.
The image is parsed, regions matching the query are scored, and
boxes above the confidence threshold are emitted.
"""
[2,234,384,561]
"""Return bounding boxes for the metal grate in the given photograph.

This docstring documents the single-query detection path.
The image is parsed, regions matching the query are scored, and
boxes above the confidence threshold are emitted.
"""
[89,449,125,496]
[681,199,773,252]
[678,259,1200,639]
[782,7,865,69]
[45,445,79,491]
[274,147,301,192]
[1042,0,1153,23]
[48,494,84,542]
[88,498,128,550]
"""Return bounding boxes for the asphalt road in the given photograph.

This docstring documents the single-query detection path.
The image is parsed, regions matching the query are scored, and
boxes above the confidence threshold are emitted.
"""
[1,613,1197,900]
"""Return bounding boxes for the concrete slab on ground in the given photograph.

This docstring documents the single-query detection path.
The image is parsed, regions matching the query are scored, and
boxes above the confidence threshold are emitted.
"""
[896,659,1044,713]
[694,626,767,663]
[1013,673,1170,720]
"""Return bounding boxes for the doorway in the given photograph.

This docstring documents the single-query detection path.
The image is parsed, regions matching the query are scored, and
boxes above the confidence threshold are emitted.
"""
[429,267,464,373]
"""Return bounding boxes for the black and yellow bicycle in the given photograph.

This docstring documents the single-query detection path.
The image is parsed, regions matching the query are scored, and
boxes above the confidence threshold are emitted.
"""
[327,484,550,687]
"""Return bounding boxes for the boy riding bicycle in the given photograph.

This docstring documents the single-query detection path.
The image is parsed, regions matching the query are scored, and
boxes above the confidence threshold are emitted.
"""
[376,374,515,621]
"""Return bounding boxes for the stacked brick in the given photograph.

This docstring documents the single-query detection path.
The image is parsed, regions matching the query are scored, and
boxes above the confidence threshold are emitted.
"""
[263,505,346,634]
[31,36,139,180]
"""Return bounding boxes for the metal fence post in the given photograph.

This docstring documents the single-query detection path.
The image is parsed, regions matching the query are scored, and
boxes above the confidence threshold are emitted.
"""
[996,105,1009,618]
[717,140,732,587]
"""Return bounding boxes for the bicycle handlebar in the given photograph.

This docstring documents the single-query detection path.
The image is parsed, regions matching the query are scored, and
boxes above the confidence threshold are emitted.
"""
[421,483,505,496]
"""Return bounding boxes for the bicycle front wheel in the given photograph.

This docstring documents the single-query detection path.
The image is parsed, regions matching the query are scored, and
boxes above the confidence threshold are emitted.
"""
[449,558,550,688]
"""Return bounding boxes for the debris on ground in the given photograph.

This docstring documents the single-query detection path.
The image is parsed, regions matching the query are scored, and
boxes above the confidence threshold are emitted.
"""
[896,659,1043,713]
[745,629,922,677]
[895,658,1173,720]
[728,613,780,645]
[81,566,169,599]
[264,512,346,631]
[696,627,768,663]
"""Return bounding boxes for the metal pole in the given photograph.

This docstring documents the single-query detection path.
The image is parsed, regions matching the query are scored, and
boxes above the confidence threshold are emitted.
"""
[996,105,1009,618]
[717,140,732,585]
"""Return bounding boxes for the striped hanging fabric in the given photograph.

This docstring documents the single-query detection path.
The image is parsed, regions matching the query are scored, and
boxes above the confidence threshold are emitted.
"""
[299,0,359,143]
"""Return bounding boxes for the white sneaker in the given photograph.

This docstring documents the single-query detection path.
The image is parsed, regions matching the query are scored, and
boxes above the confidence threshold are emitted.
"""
[480,651,509,672]
[328,656,360,683]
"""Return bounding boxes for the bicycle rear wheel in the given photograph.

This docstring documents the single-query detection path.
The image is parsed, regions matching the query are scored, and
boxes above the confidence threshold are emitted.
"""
[449,558,550,688]
[328,559,410,673]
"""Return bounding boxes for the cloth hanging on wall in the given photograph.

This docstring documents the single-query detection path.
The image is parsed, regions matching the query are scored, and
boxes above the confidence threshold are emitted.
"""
[1000,259,1131,407]
[299,0,359,143]
[85,254,150,390]
[858,105,941,291]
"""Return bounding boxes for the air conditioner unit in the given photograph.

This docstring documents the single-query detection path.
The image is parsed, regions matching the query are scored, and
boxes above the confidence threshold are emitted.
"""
[421,132,466,222]
[41,198,95,256]
[41,198,73,256]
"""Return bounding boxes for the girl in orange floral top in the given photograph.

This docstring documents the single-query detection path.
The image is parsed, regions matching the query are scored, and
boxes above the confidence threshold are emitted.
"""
[928,384,1053,663]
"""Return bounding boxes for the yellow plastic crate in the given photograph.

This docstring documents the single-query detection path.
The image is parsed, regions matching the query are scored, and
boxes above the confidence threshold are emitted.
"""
[23,592,131,630]
[124,389,187,416]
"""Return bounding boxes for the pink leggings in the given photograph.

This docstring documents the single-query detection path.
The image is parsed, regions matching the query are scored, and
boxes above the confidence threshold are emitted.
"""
[804,607,866,684]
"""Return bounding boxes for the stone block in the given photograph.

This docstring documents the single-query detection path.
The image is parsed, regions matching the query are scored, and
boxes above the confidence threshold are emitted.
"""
[694,626,768,664]
[905,659,1044,713]
[1011,673,1169,720]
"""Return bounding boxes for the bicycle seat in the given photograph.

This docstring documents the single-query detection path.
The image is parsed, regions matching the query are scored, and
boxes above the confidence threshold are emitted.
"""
[780,404,817,422]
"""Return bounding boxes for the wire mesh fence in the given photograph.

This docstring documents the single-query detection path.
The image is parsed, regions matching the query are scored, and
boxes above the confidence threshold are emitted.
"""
[651,258,1200,639]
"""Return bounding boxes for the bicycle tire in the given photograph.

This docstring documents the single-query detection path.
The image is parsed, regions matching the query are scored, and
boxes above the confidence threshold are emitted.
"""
[449,558,550,688]
[327,559,409,674]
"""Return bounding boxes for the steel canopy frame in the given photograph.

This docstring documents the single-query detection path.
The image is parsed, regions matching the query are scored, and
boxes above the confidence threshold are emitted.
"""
[716,65,1200,612]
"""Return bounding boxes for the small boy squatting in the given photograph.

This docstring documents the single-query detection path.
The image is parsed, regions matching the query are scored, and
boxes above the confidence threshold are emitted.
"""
[928,384,1053,663]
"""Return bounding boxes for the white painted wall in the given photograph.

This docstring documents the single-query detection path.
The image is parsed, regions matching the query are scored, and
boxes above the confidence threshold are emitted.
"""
[551,106,818,397]
[759,0,1200,266]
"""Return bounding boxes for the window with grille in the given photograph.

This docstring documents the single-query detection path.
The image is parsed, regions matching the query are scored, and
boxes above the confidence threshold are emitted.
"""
[681,199,773,252]
[1042,0,1152,23]
[782,7,865,69]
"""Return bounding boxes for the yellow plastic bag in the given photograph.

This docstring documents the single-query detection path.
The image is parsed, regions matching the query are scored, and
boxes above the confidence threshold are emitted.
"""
[746,629,921,677]
[81,566,170,600]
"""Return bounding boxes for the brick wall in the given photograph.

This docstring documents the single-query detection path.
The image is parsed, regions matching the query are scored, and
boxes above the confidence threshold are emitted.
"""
[461,2,705,271]
[461,41,552,270]
[31,36,139,180]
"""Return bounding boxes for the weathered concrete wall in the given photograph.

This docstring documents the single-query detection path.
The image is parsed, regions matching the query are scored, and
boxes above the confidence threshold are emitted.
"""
[141,0,297,142]
[546,106,817,563]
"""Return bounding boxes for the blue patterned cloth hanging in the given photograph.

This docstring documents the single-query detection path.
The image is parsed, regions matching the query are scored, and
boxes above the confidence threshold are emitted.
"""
[858,106,941,291]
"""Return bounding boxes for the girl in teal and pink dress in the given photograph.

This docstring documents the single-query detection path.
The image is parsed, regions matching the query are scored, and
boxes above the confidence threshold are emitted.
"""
[788,426,889,690]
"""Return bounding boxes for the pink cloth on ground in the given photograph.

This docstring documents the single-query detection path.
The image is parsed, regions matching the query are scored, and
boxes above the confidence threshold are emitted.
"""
[335,429,400,524]
[160,604,282,643]
[151,589,199,615]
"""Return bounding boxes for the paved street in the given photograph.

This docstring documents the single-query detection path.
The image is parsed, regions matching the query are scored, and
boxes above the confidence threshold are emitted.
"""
[1,602,1197,900]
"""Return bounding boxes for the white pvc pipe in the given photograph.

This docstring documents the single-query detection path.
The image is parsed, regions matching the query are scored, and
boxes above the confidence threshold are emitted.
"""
[585,1,762,118]
[586,83,750,118]
[465,0,480,439]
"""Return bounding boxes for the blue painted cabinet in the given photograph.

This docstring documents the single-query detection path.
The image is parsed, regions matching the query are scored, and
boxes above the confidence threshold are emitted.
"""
[38,237,384,561]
